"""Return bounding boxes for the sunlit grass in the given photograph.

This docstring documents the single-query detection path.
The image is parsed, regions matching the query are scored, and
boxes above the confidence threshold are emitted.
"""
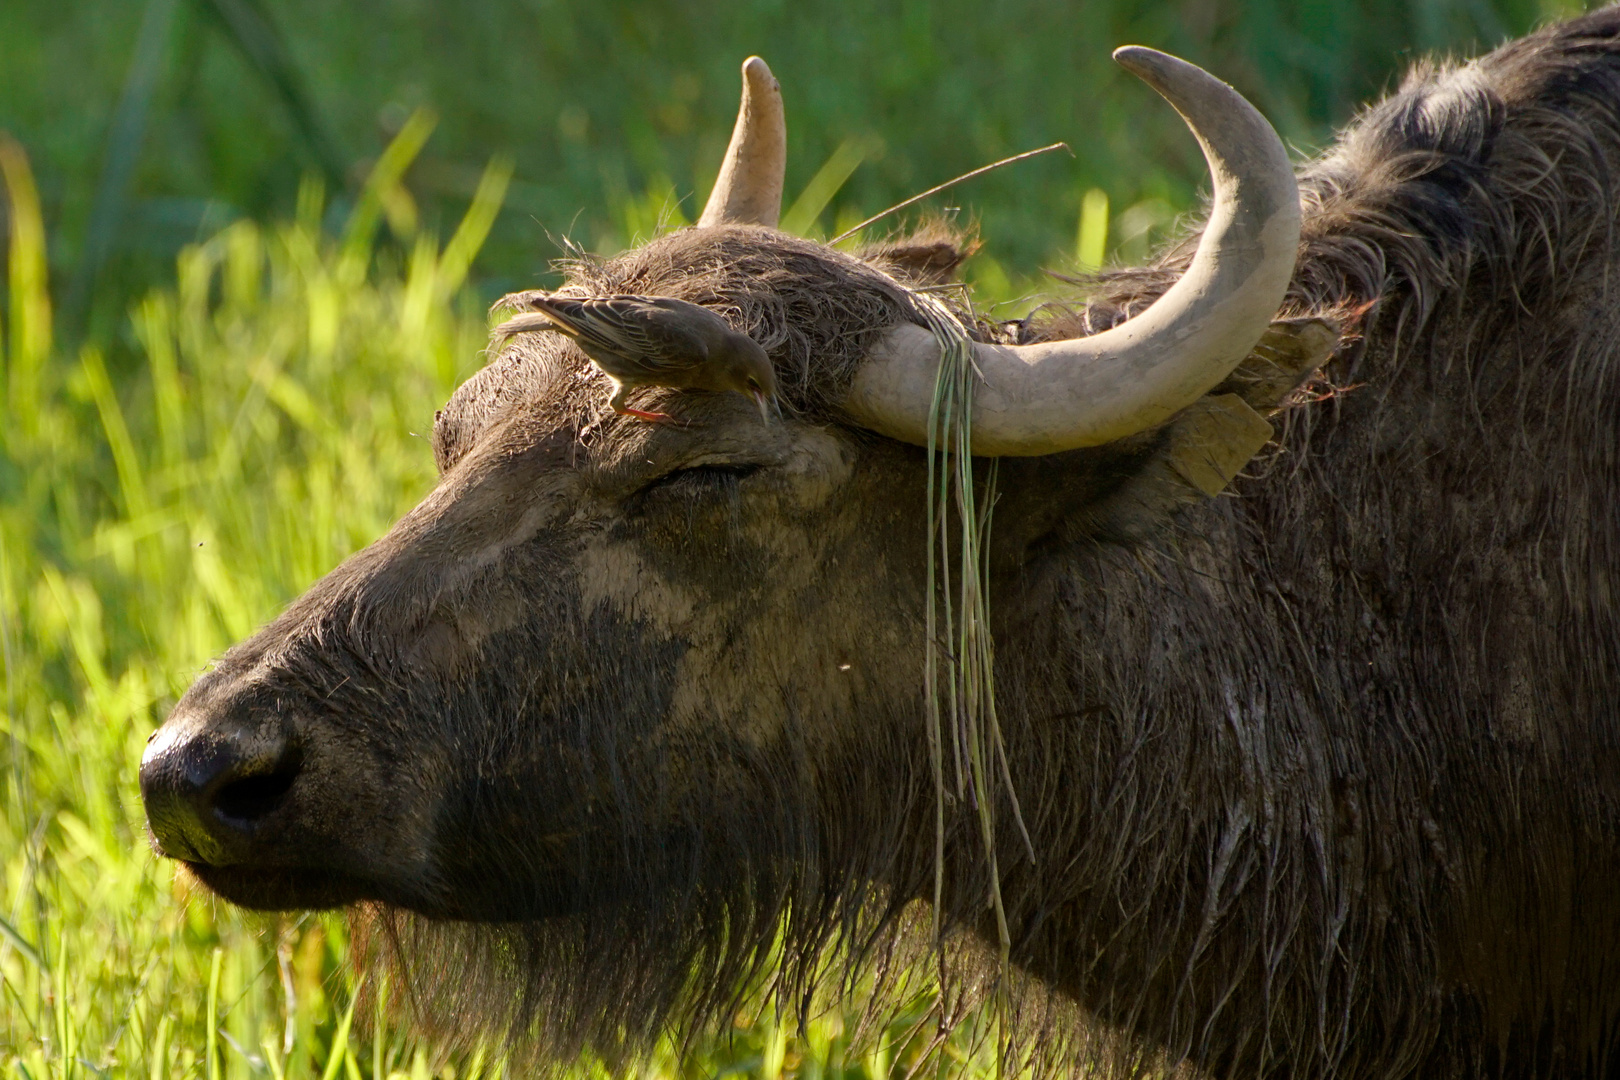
[0,120,520,1078]
[0,116,1021,1080]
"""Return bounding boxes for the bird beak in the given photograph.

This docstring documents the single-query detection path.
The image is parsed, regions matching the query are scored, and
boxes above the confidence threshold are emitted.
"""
[753,390,774,424]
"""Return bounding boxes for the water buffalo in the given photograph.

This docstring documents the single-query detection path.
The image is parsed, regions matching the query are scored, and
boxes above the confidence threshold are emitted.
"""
[141,9,1620,1078]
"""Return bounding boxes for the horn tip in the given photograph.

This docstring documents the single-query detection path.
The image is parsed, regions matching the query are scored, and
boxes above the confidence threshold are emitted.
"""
[1112,46,1241,110]
[1112,45,1176,80]
[741,56,779,92]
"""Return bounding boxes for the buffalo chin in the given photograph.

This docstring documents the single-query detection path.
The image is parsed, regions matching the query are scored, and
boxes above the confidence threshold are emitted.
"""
[185,861,587,921]
[183,862,388,912]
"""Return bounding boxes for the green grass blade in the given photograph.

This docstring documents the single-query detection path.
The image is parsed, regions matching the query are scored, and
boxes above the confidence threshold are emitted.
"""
[436,155,513,297]
[206,946,222,1080]
[781,138,869,237]
[372,973,387,1080]
[77,346,151,521]
[148,1015,170,1080]
[0,134,51,435]
[0,913,41,969]
[318,978,362,1080]
[341,109,438,271]
[1076,187,1109,271]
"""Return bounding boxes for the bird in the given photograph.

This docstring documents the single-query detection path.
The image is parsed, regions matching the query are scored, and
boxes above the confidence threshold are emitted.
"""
[492,294,779,423]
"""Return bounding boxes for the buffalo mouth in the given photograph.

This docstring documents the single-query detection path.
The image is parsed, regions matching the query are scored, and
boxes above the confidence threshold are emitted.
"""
[181,854,588,921]
[181,862,386,912]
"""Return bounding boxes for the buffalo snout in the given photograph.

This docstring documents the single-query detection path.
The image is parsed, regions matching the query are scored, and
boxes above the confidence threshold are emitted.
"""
[140,705,302,866]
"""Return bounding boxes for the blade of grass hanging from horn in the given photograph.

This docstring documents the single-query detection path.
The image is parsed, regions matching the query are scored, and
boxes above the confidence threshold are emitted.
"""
[914,289,1030,976]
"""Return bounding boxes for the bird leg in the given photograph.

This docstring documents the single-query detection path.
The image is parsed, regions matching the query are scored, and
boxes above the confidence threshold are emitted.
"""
[620,405,676,423]
[609,382,675,423]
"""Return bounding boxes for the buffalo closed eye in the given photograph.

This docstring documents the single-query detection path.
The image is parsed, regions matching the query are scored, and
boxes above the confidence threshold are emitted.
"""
[636,462,761,497]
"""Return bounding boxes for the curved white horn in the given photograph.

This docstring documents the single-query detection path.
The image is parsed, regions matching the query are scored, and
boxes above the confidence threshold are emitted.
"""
[698,56,785,228]
[844,48,1301,456]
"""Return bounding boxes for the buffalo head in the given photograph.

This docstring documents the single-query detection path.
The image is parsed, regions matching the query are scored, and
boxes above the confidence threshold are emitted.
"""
[140,48,1310,1055]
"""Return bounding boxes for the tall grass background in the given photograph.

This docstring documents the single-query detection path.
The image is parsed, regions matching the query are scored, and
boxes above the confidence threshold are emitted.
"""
[0,111,1003,1080]
[0,0,1601,1076]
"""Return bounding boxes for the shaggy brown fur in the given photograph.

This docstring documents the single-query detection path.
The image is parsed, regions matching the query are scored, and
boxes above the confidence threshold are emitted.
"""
[1002,10,1620,1076]
[142,9,1620,1080]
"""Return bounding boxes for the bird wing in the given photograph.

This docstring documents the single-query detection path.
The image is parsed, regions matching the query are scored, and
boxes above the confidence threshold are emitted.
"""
[530,295,713,374]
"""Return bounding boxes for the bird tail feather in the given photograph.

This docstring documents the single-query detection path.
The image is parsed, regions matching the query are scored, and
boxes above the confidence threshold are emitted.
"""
[491,308,571,345]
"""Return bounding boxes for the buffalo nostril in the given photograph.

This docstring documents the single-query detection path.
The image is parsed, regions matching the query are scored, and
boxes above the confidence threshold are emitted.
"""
[140,717,300,865]
[212,753,301,826]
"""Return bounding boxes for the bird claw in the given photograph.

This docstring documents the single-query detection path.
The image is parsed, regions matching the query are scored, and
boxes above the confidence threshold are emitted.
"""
[619,406,678,424]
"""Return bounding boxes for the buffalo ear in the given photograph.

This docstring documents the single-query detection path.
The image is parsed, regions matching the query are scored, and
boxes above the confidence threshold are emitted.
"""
[990,317,1340,561]
[858,223,981,286]
[1208,316,1342,411]
[1080,392,1276,537]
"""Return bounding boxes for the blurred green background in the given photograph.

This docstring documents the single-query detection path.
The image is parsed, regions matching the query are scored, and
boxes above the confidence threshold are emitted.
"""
[0,1,1601,1078]
[1,0,1592,337]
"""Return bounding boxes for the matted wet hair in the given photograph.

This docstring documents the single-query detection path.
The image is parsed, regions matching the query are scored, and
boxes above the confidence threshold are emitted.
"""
[431,223,996,472]
[374,9,1620,1075]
